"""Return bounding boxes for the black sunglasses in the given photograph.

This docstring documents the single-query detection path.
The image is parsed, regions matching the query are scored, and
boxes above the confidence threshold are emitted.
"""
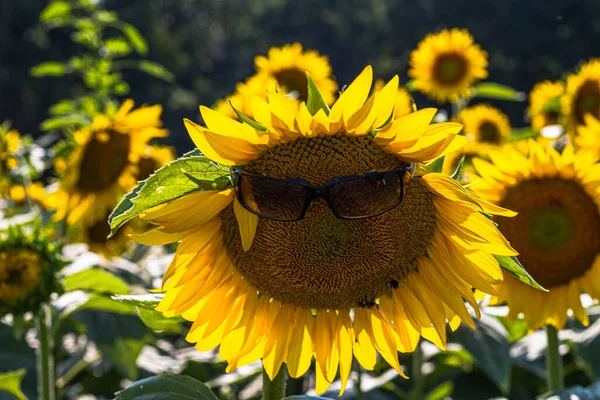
[231,164,415,222]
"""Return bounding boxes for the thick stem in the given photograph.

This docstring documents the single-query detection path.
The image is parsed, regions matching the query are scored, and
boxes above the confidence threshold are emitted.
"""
[410,339,425,400]
[262,365,286,400]
[35,304,55,400]
[546,324,564,392]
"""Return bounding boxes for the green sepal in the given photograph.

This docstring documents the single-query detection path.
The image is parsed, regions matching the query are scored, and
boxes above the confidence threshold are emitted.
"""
[108,153,231,236]
[495,255,547,291]
[0,369,27,400]
[427,156,445,173]
[472,82,526,102]
[229,101,267,131]
[306,72,330,116]
[450,155,465,181]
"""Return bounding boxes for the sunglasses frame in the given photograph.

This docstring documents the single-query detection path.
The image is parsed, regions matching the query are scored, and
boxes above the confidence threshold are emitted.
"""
[231,164,415,221]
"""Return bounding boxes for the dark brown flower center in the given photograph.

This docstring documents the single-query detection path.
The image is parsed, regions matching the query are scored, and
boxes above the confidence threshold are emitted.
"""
[542,111,560,127]
[220,134,437,310]
[433,53,468,86]
[498,178,600,288]
[76,130,131,193]
[478,121,503,144]
[274,68,309,102]
[574,80,600,125]
[0,249,43,302]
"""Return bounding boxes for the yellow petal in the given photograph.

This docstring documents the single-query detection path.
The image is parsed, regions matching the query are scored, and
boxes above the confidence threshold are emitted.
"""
[375,108,437,144]
[330,65,373,124]
[373,75,400,128]
[286,309,315,378]
[233,198,258,251]
[129,228,185,246]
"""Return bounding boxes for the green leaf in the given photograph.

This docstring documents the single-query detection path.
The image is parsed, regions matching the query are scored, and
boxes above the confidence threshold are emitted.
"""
[473,82,526,102]
[0,370,27,400]
[30,62,66,78]
[451,313,511,394]
[306,72,330,116]
[495,255,547,291]
[427,156,445,173]
[498,316,530,342]
[40,1,71,22]
[450,155,465,180]
[509,127,539,142]
[111,294,163,309]
[63,268,129,295]
[40,114,90,131]
[115,375,218,400]
[115,22,148,56]
[108,155,231,235]
[229,102,267,131]
[136,308,182,333]
[136,61,175,82]
[103,38,131,57]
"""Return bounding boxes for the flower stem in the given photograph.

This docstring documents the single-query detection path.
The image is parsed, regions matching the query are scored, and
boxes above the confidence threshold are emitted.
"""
[546,324,563,393]
[409,339,425,400]
[262,365,286,400]
[35,304,55,400]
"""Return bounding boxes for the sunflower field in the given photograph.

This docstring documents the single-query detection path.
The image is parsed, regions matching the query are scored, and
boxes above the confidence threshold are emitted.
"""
[3,1,600,399]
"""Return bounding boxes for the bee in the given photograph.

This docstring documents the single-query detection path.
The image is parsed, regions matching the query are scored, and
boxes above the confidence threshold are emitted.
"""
[358,297,376,308]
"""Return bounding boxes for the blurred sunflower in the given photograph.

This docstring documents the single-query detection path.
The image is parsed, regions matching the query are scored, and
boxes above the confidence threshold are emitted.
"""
[529,81,564,132]
[576,114,600,157]
[0,129,21,199]
[215,75,278,120]
[471,141,600,330]
[562,59,600,132]
[9,182,46,207]
[409,28,488,103]
[136,145,175,181]
[459,104,511,153]
[254,42,337,103]
[0,226,63,317]
[127,66,517,394]
[374,79,414,119]
[47,100,167,227]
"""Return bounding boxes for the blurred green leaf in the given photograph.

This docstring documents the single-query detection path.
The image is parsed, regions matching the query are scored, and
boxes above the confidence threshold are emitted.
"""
[306,72,330,116]
[496,255,546,291]
[108,154,230,235]
[40,114,90,131]
[425,381,454,400]
[509,128,539,142]
[572,320,600,378]
[135,61,175,83]
[427,156,445,173]
[115,22,148,56]
[498,316,530,343]
[473,82,526,102]
[30,62,66,77]
[451,314,512,393]
[40,1,71,22]
[63,269,130,295]
[0,370,26,400]
[103,38,131,57]
[58,292,137,319]
[111,294,164,309]
[115,375,218,400]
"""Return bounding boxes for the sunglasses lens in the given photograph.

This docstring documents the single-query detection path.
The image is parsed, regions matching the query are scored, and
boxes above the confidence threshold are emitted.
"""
[329,170,404,218]
[239,174,307,221]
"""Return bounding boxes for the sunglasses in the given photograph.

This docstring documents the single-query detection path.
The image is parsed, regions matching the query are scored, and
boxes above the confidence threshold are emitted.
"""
[231,164,415,221]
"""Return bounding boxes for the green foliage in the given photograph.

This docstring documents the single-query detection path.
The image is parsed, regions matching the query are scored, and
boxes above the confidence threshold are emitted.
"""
[109,152,231,235]
[495,255,546,291]
[115,375,218,400]
[0,324,36,400]
[426,156,445,173]
[30,62,67,77]
[306,72,330,116]
[0,370,27,400]
[472,82,526,102]
[62,268,130,295]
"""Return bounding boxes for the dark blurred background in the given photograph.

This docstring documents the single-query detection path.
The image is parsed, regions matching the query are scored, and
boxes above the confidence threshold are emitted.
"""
[1,0,598,153]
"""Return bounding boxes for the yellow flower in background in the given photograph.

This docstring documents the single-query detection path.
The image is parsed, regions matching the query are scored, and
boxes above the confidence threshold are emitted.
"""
[529,81,564,132]
[459,104,511,152]
[0,129,22,199]
[374,79,414,119]
[471,141,600,330]
[9,182,46,206]
[562,59,600,132]
[46,99,168,227]
[131,66,516,394]
[576,114,600,157]
[215,44,338,120]
[409,28,488,103]
[136,145,176,181]
[254,42,338,104]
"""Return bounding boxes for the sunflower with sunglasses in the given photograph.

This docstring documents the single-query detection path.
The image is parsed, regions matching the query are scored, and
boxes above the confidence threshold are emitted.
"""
[121,66,518,395]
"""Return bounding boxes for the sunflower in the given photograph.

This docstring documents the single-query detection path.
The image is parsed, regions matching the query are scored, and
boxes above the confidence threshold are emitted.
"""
[0,129,21,200]
[470,141,600,330]
[46,100,167,227]
[529,81,564,132]
[128,66,516,395]
[562,59,600,133]
[459,104,511,154]
[374,79,414,119]
[576,114,600,157]
[409,28,488,103]
[136,145,176,181]
[0,226,63,317]
[214,75,279,120]
[9,182,46,207]
[254,42,337,104]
